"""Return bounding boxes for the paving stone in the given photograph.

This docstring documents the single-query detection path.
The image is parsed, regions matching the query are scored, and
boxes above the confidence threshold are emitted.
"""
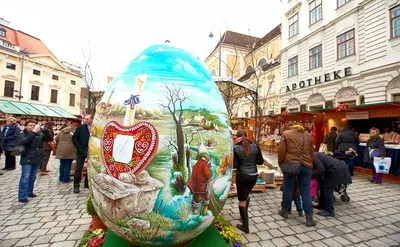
[297,233,314,242]
[283,235,302,245]
[343,233,362,243]
[47,227,65,235]
[387,233,400,242]
[307,231,324,241]
[71,218,91,225]
[246,243,262,247]
[268,229,284,238]
[279,226,295,235]
[347,222,366,231]
[2,230,33,239]
[378,236,399,246]
[255,223,269,231]
[67,231,87,241]
[322,238,342,247]
[15,236,37,246]
[271,237,289,247]
[2,224,28,232]
[332,236,352,245]
[324,227,344,236]
[50,233,70,243]
[364,239,391,247]
[0,239,19,247]
[33,234,55,245]
[31,228,50,237]
[365,228,388,238]
[245,233,261,242]
[259,240,276,247]
[353,230,377,241]
[311,240,329,247]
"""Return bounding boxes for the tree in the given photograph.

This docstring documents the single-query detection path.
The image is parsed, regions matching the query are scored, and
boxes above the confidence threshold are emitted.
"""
[159,83,190,174]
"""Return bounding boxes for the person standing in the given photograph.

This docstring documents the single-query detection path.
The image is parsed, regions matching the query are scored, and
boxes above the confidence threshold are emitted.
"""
[336,125,360,176]
[2,117,20,171]
[72,115,92,193]
[0,130,4,175]
[364,127,386,184]
[40,122,55,176]
[324,127,338,153]
[278,124,317,227]
[18,120,52,203]
[55,122,76,183]
[233,129,264,233]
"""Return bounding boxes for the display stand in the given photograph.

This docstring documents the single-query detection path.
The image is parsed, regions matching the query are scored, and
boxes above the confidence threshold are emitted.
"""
[102,224,227,247]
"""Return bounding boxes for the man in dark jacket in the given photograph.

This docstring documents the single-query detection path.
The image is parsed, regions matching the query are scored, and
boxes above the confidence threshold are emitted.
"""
[72,115,93,194]
[18,120,52,203]
[324,127,338,153]
[336,126,360,176]
[313,152,352,217]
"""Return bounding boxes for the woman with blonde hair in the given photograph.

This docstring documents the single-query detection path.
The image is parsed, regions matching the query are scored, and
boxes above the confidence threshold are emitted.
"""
[364,127,386,184]
[1,117,20,170]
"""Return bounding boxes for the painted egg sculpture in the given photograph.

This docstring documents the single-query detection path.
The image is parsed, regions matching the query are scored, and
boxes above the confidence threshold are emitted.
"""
[88,44,233,246]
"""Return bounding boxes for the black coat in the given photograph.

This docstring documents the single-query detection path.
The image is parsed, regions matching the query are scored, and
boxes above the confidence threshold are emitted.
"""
[2,124,20,151]
[364,137,386,163]
[72,124,90,157]
[234,142,264,176]
[18,129,52,165]
[336,127,360,152]
[313,152,352,188]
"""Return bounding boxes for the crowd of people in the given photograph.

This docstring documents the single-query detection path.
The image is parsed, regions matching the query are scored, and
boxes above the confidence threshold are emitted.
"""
[0,115,93,203]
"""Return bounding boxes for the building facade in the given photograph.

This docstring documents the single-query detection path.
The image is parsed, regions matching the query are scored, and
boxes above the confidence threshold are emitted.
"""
[0,20,83,115]
[280,0,400,112]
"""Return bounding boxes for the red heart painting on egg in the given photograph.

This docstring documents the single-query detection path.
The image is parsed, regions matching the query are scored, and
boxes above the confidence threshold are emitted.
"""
[101,121,159,179]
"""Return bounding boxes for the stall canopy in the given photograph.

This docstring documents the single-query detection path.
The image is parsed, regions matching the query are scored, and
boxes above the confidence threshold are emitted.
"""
[0,99,77,119]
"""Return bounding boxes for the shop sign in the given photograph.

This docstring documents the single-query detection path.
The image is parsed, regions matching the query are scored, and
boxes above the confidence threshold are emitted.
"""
[286,67,352,92]
[345,111,369,120]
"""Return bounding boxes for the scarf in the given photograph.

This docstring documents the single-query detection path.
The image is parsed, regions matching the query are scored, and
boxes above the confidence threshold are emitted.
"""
[369,135,379,141]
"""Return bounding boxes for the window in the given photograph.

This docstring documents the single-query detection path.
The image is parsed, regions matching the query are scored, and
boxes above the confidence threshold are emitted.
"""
[4,80,14,97]
[310,0,322,25]
[6,63,16,70]
[69,93,75,106]
[337,29,355,59]
[391,5,400,38]
[289,13,299,38]
[31,86,40,101]
[71,80,76,85]
[337,0,350,8]
[50,89,58,103]
[52,75,59,81]
[33,69,41,76]
[288,56,298,77]
[0,28,5,37]
[309,45,322,69]
[394,94,400,101]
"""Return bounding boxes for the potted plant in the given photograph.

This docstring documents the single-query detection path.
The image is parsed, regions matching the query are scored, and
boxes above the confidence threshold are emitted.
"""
[86,195,107,232]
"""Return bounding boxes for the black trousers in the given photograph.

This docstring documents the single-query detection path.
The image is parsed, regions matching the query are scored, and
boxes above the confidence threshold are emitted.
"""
[4,151,16,169]
[74,155,88,188]
[236,173,258,201]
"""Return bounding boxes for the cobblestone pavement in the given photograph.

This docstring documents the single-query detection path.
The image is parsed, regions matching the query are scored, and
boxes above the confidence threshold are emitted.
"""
[0,153,400,247]
[0,156,89,247]
[223,152,400,247]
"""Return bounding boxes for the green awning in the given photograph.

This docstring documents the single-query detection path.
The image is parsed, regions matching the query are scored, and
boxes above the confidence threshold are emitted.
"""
[29,103,62,118]
[46,106,77,119]
[10,101,47,116]
[0,99,26,115]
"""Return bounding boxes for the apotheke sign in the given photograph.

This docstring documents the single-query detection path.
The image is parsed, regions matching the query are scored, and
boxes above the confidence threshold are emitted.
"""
[286,67,352,92]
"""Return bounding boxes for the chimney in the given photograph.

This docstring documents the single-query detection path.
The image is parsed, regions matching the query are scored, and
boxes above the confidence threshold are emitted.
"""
[107,76,114,84]
[0,18,10,27]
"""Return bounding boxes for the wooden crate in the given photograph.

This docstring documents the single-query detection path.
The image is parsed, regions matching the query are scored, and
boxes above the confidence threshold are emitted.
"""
[265,183,277,189]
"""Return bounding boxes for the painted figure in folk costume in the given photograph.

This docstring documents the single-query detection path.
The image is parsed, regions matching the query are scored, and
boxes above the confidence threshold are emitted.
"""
[123,74,148,126]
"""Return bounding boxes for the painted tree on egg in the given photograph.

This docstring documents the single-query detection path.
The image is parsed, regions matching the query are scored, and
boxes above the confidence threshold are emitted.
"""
[159,83,190,187]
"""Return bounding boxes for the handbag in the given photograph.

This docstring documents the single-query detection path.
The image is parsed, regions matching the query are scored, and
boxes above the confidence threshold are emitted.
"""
[373,157,391,174]
[10,145,26,156]
[280,133,305,176]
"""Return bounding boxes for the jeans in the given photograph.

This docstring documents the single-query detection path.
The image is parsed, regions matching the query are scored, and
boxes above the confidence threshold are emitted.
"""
[345,159,355,176]
[324,187,335,213]
[74,156,88,188]
[59,159,73,183]
[282,165,313,215]
[288,195,303,212]
[18,163,40,200]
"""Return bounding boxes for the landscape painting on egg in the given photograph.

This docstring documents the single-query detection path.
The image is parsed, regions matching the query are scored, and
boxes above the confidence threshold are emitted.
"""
[87,45,233,246]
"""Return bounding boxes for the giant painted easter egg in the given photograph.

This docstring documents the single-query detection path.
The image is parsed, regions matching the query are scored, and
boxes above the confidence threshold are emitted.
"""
[88,44,233,246]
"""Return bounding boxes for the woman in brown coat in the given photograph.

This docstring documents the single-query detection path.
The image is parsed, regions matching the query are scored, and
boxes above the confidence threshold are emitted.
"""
[55,123,76,183]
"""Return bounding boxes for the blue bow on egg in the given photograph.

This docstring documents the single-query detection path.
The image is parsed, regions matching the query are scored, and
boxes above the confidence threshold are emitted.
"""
[124,95,141,109]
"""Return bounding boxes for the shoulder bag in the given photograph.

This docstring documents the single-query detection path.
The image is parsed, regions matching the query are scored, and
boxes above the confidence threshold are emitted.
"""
[280,133,305,176]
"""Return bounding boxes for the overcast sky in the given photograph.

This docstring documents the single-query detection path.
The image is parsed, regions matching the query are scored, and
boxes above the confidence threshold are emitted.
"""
[2,0,282,88]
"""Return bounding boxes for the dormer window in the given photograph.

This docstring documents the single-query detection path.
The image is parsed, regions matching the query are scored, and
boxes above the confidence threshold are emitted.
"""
[0,28,6,37]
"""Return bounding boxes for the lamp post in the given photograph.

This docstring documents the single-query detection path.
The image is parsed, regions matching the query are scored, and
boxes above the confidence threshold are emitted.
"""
[209,26,222,77]
[16,50,27,101]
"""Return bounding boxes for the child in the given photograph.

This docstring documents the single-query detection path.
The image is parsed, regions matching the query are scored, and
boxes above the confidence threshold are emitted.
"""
[281,177,303,216]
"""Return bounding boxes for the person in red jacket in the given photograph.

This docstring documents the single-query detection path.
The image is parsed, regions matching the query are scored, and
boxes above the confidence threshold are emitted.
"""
[187,152,212,215]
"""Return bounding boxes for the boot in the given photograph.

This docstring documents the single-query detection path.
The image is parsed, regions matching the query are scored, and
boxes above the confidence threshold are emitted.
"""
[246,197,250,211]
[236,206,249,233]
[305,214,317,227]
[298,211,303,217]
[278,207,289,219]
[317,210,335,217]
[201,203,209,216]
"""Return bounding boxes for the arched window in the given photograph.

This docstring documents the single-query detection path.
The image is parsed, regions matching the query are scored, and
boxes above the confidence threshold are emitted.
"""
[245,66,254,74]
[0,28,6,37]
[258,58,267,67]
[210,69,217,76]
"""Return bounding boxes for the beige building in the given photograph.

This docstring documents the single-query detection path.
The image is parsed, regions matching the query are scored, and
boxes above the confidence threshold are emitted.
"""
[0,19,83,115]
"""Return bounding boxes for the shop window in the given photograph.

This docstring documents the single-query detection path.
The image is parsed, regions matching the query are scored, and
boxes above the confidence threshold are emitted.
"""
[52,75,59,81]
[309,45,322,69]
[69,93,75,106]
[50,89,58,103]
[309,0,322,25]
[337,29,355,59]
[4,80,14,97]
[393,94,400,102]
[300,105,307,112]
[6,62,16,70]
[289,108,299,113]
[310,105,323,111]
[325,101,334,109]
[339,100,356,107]
[391,5,400,39]
[288,56,298,77]
[33,69,41,76]
[337,0,350,8]
[289,13,299,38]
[31,85,40,101]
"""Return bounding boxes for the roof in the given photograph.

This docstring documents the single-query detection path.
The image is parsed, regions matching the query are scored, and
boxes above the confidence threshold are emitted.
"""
[238,60,280,82]
[252,25,282,51]
[0,24,54,56]
[0,99,77,119]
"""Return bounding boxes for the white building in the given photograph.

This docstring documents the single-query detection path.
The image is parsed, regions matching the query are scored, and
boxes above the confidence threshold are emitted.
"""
[280,0,400,112]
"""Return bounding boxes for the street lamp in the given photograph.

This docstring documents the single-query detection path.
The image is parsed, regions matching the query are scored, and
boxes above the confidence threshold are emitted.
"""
[209,26,222,77]
[17,49,27,101]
